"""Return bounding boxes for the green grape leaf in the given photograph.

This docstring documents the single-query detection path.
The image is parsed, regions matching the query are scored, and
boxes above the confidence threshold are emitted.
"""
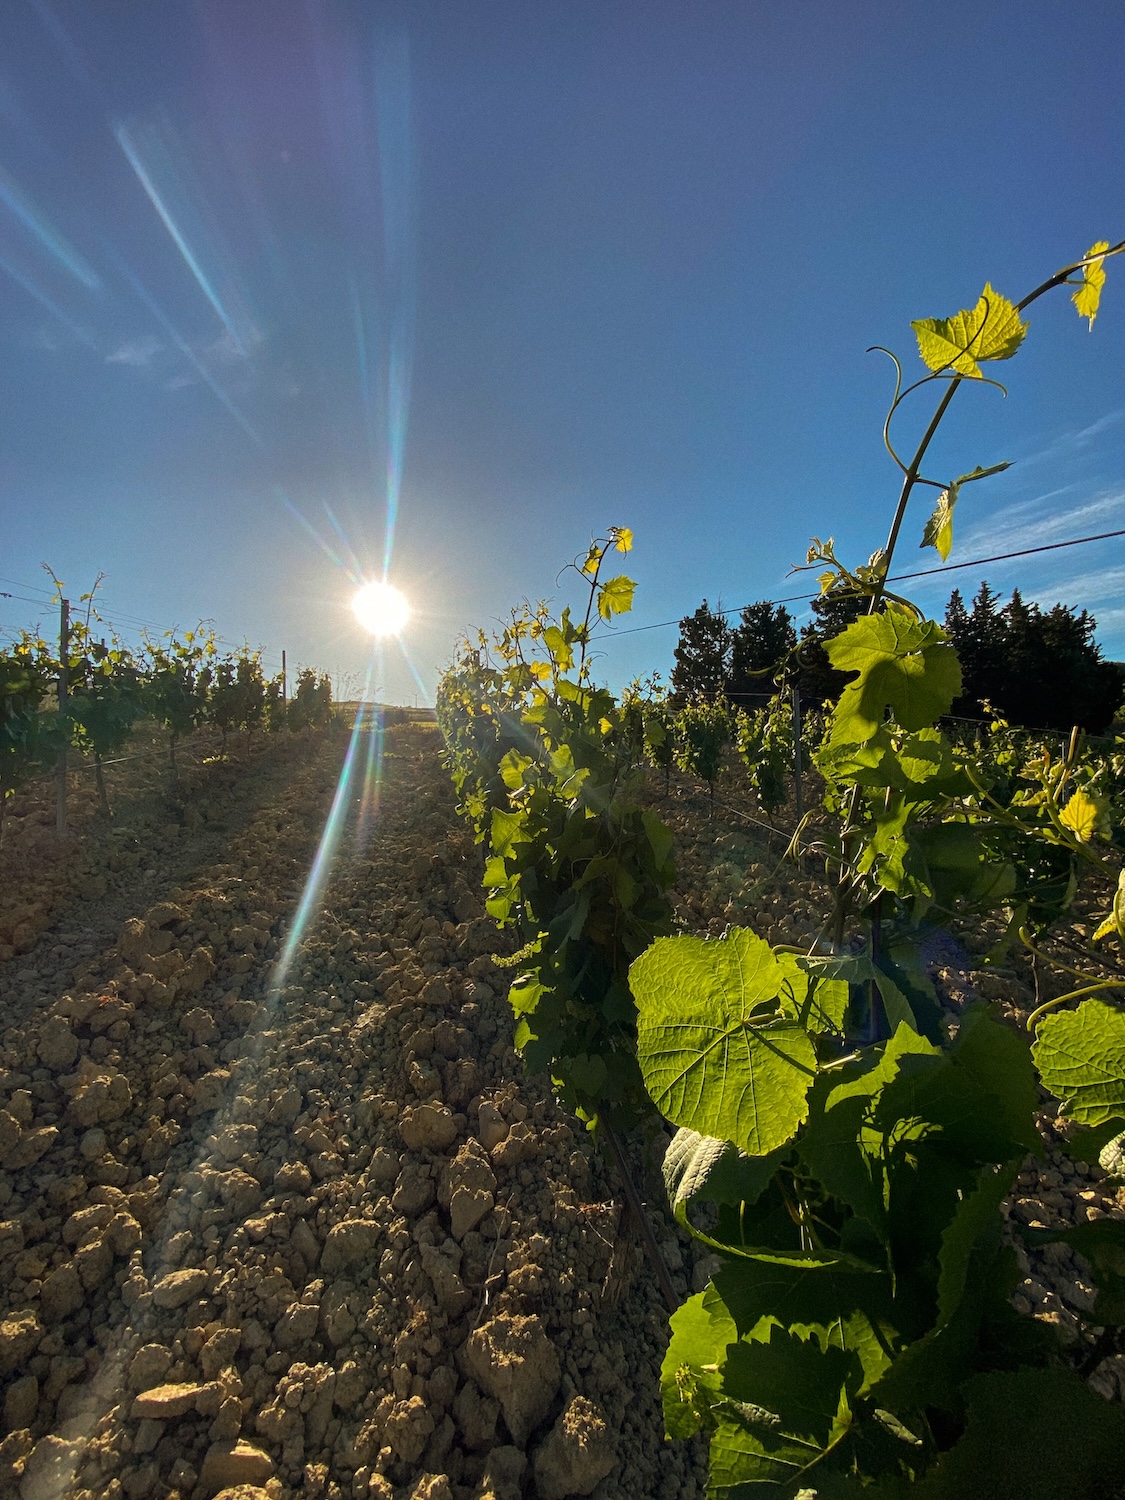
[777,952,849,1035]
[934,1161,1019,1327]
[1032,999,1125,1126]
[710,1330,858,1492]
[1072,241,1110,329]
[948,1004,1039,1153]
[714,1257,897,1391]
[630,928,818,1155]
[921,463,1011,560]
[826,606,962,746]
[798,1025,940,1230]
[906,1368,1125,1499]
[911,282,1028,378]
[662,1127,784,1231]
[921,487,957,562]
[596,574,636,621]
[660,1285,737,1439]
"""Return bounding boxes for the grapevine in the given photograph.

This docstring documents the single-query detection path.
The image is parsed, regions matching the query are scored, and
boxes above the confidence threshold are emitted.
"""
[626,239,1125,1495]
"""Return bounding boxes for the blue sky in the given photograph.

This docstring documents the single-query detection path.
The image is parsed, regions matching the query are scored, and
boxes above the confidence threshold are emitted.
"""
[1,1,1123,701]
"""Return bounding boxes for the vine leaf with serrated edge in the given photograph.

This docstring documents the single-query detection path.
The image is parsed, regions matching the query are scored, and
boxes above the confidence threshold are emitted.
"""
[921,462,1012,561]
[825,606,962,747]
[911,282,1028,379]
[1059,787,1105,842]
[1032,999,1125,1127]
[1073,241,1110,329]
[630,927,819,1156]
[596,574,636,620]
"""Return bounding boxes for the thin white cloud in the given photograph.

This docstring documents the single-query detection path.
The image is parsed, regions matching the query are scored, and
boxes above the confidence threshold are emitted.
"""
[1021,564,1125,609]
[164,373,197,390]
[205,325,264,365]
[1015,407,1125,468]
[956,488,1125,559]
[106,335,162,367]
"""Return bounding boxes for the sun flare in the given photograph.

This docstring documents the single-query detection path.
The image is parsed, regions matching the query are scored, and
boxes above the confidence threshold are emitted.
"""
[352,580,410,637]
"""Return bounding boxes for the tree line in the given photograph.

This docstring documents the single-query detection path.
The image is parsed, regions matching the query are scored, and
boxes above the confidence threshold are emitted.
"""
[671,582,1124,733]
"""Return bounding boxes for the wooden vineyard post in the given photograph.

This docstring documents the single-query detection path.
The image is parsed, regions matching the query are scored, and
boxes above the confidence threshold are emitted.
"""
[281,649,287,705]
[56,596,69,837]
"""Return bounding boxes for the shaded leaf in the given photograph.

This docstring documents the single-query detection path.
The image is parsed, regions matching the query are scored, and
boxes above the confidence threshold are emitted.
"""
[908,1368,1125,1499]
[709,1329,857,1492]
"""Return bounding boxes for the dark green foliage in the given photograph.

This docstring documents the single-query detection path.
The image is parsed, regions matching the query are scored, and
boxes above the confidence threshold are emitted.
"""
[728,601,797,708]
[289,667,333,730]
[671,599,732,705]
[0,634,59,840]
[945,582,1122,731]
[143,628,216,770]
[209,649,267,747]
[63,630,145,816]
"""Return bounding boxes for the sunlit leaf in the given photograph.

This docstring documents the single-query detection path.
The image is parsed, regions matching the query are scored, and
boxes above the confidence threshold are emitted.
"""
[1072,241,1110,329]
[920,463,1011,560]
[597,574,636,621]
[1033,999,1125,1126]
[826,606,961,745]
[912,282,1027,378]
[631,928,818,1155]
[921,488,956,562]
[613,526,634,553]
[1059,787,1104,842]
[1093,869,1125,944]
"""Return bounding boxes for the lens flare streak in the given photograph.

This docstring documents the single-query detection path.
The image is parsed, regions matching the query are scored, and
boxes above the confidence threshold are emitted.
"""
[271,701,377,993]
[114,115,258,357]
[0,162,101,288]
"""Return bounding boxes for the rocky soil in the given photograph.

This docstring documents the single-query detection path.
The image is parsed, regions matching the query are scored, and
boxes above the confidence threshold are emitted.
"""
[0,724,1121,1500]
[0,722,708,1500]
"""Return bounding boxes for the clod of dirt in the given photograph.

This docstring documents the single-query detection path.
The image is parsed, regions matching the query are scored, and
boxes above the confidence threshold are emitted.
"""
[400,1102,459,1151]
[533,1395,617,1498]
[198,1438,275,1494]
[462,1311,562,1447]
[152,1267,209,1308]
[474,1444,526,1500]
[320,1216,379,1275]
[441,1139,497,1240]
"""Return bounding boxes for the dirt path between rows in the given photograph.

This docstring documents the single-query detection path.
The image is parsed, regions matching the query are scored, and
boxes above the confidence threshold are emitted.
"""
[0,723,708,1500]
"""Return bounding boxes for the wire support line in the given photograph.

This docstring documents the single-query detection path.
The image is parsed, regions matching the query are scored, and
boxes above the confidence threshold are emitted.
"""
[596,526,1125,640]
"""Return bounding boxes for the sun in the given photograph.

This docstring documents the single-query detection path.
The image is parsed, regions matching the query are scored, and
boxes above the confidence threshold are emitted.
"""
[352,580,410,637]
